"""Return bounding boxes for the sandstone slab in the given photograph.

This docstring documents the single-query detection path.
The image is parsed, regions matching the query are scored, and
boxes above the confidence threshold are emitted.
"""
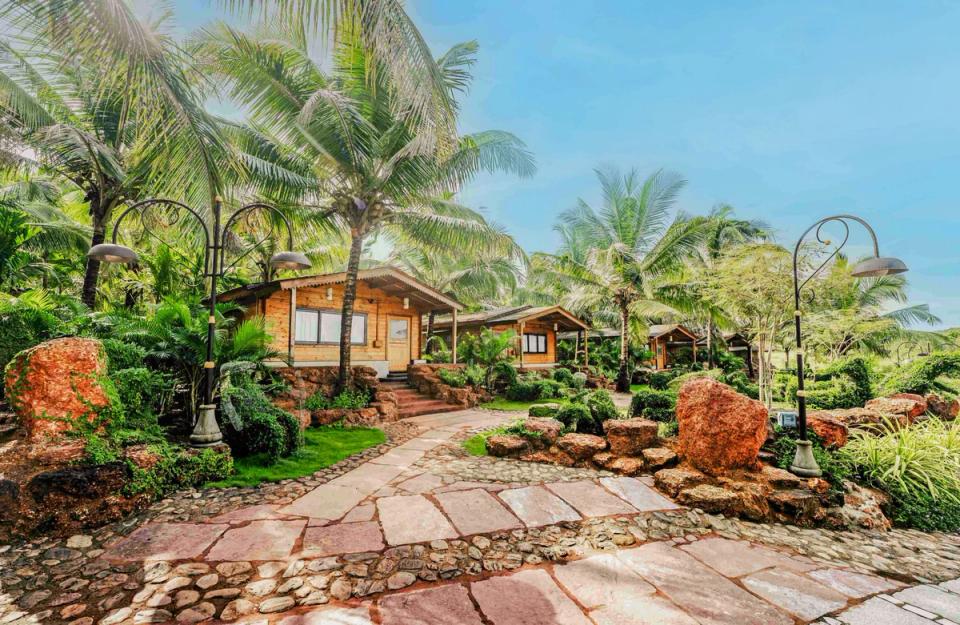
[379,584,483,625]
[206,520,306,561]
[471,568,593,625]
[556,433,607,460]
[498,485,581,526]
[599,476,679,511]
[435,489,522,535]
[892,584,960,621]
[277,606,375,624]
[808,568,901,598]
[552,552,655,608]
[105,523,227,562]
[546,480,637,517]
[486,435,529,457]
[280,483,367,520]
[377,495,457,545]
[741,568,848,620]
[837,596,936,625]
[680,537,815,577]
[301,521,384,557]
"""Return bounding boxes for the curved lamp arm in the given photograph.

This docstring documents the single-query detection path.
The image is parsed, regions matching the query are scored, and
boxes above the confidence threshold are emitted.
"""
[108,198,212,271]
[793,214,880,298]
[219,202,296,275]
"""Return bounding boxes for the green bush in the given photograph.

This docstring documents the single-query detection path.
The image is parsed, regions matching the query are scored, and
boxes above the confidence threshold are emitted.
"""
[585,389,618,427]
[648,370,674,390]
[571,371,587,390]
[795,356,874,409]
[103,338,148,373]
[715,349,746,373]
[536,378,565,399]
[438,367,467,388]
[126,445,234,497]
[464,364,485,387]
[0,304,62,382]
[841,416,960,531]
[304,387,371,411]
[770,428,849,496]
[805,375,860,410]
[221,378,303,464]
[528,403,560,418]
[667,368,724,392]
[552,367,574,385]
[112,367,171,424]
[491,361,518,388]
[629,389,676,422]
[555,403,591,432]
[506,380,541,401]
[880,352,960,396]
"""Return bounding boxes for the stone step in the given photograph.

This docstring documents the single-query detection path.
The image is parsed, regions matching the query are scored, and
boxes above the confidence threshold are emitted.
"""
[398,401,463,418]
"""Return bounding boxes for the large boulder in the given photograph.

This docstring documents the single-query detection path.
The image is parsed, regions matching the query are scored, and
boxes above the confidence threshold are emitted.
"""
[808,407,891,429]
[865,395,927,421]
[807,413,849,448]
[675,378,767,475]
[556,433,607,460]
[925,393,959,421]
[603,418,658,455]
[523,417,563,445]
[4,337,111,441]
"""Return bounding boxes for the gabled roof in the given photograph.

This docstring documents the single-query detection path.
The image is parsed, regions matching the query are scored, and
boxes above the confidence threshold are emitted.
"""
[217,266,462,310]
[433,304,589,331]
[649,324,699,341]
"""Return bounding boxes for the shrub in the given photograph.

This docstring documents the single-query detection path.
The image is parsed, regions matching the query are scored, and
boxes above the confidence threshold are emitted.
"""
[491,361,518,388]
[555,403,591,432]
[648,370,674,390]
[528,403,560,418]
[536,378,565,399]
[770,428,849,496]
[112,367,171,424]
[715,349,746,373]
[667,368,724,392]
[305,387,371,411]
[629,389,676,422]
[126,445,234,497]
[438,367,467,388]
[879,352,960,396]
[0,304,62,380]
[658,420,679,438]
[464,364,486,387]
[571,371,588,390]
[805,376,860,410]
[506,380,541,401]
[221,378,303,463]
[841,416,960,530]
[586,389,619,425]
[103,338,148,373]
[552,367,574,385]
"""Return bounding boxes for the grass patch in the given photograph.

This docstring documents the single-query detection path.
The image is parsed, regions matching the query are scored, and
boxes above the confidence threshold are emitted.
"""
[481,397,567,412]
[630,384,652,393]
[206,425,386,488]
[463,434,488,456]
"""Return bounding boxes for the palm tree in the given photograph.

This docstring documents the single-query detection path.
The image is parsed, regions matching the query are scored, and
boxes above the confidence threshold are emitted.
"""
[694,204,769,367]
[534,167,707,391]
[197,25,535,388]
[0,1,225,307]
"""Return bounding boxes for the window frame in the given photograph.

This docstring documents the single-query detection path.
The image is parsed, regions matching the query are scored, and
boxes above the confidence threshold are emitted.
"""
[294,307,368,346]
[522,333,548,354]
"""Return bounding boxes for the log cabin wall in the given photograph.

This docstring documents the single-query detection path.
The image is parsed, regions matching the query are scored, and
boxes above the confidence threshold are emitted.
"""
[432,320,558,366]
[252,281,424,376]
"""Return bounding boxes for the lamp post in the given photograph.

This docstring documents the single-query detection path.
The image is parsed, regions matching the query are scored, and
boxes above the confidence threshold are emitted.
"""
[790,214,907,476]
[88,197,311,447]
[896,341,928,366]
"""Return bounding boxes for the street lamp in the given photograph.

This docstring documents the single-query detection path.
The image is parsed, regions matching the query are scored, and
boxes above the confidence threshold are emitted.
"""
[896,341,929,366]
[88,197,311,447]
[790,214,907,477]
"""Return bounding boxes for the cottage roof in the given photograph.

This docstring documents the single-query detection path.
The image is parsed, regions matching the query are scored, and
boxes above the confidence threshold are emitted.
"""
[433,304,589,331]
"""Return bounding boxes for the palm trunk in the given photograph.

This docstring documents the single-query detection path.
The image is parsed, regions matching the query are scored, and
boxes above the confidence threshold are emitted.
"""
[338,230,365,390]
[81,225,105,309]
[706,322,714,369]
[426,310,436,354]
[616,302,630,392]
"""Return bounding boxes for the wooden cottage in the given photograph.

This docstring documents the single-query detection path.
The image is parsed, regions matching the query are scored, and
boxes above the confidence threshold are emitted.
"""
[432,305,590,369]
[648,324,699,370]
[218,266,463,378]
[697,331,756,377]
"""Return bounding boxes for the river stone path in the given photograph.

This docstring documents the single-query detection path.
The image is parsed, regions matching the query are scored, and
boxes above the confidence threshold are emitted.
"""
[1,408,959,625]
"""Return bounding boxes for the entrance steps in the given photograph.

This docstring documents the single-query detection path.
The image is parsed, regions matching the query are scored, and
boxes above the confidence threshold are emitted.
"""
[379,379,463,419]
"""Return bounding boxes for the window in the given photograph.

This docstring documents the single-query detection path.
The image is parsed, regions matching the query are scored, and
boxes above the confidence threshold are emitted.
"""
[389,318,409,340]
[523,333,547,354]
[295,308,367,345]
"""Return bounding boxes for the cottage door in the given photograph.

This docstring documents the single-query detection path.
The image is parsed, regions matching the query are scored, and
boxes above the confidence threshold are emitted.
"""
[387,316,411,372]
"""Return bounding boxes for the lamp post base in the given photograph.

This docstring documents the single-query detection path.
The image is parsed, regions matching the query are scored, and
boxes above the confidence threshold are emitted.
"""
[190,404,223,447]
[789,439,822,477]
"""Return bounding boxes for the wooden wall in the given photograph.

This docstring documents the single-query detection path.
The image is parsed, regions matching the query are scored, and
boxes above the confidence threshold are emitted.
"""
[433,319,558,365]
[250,282,423,364]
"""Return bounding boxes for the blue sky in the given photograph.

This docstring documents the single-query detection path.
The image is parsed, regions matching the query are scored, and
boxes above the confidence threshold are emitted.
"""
[171,1,960,326]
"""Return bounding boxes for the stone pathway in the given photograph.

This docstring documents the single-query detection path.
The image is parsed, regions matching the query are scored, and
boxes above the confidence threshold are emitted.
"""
[2,408,960,625]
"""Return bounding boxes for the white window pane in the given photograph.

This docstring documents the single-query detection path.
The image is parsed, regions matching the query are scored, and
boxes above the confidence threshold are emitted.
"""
[522,334,530,352]
[389,319,408,340]
[351,314,366,344]
[538,335,547,353]
[320,311,341,342]
[295,310,318,342]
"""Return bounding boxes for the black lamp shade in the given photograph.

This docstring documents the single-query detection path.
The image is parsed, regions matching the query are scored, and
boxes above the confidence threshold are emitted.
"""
[88,243,138,264]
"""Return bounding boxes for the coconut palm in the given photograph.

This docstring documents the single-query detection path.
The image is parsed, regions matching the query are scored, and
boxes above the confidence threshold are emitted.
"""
[197,24,535,388]
[0,1,225,308]
[534,167,707,391]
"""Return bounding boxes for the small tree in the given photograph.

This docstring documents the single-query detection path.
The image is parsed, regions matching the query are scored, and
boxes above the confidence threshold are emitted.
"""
[459,328,516,391]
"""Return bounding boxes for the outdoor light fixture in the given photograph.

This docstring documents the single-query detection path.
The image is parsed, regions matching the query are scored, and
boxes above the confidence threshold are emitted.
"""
[326,287,334,300]
[790,214,908,477]
[87,242,139,264]
[89,197,310,448]
[403,297,409,310]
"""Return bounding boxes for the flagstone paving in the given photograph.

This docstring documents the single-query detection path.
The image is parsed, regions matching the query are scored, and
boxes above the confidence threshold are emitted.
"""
[4,408,960,625]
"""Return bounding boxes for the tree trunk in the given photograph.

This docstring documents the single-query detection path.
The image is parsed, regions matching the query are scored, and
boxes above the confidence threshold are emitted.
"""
[81,225,105,309]
[425,310,436,354]
[706,322,714,369]
[616,302,631,392]
[338,229,365,390]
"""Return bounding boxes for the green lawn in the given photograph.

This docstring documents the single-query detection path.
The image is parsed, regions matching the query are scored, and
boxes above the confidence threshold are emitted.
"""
[480,397,566,412]
[630,384,651,393]
[206,426,386,488]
